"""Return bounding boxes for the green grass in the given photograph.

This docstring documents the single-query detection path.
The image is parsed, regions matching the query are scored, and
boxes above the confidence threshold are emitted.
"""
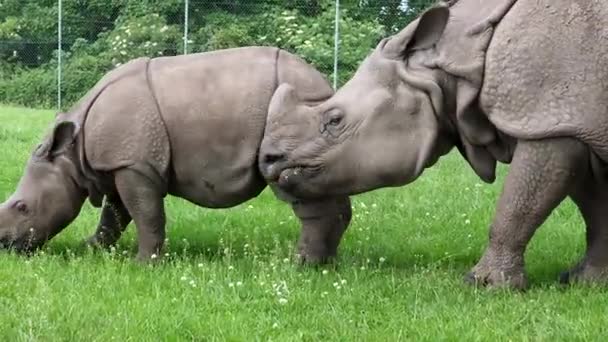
[0,105,606,341]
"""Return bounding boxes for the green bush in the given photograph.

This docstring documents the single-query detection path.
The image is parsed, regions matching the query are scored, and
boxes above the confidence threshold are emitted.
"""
[105,14,182,66]
[0,66,56,108]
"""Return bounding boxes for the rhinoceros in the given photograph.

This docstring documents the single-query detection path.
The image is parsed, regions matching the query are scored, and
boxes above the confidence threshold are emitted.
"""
[0,46,352,263]
[259,0,608,288]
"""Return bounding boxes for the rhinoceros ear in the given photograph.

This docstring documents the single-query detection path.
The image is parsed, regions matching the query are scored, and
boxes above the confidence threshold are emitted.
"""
[268,83,300,120]
[40,121,80,159]
[407,5,449,51]
[383,5,449,57]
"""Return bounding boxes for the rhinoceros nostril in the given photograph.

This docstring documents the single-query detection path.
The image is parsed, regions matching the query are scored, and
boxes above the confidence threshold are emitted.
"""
[263,153,286,165]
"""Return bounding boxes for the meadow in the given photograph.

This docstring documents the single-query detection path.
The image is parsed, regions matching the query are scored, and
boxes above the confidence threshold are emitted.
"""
[0,105,606,341]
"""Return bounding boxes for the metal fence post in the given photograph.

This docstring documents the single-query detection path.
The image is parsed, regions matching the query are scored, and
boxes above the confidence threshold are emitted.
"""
[183,0,189,54]
[57,0,62,110]
[333,0,340,90]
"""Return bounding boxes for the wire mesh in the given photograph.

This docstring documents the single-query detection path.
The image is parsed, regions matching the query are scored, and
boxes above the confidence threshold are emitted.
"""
[0,0,436,110]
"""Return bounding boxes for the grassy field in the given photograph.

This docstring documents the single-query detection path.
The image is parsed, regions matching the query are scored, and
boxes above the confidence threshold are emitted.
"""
[0,105,606,341]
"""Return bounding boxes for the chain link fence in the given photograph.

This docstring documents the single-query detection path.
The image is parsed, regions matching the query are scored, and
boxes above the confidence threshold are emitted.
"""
[0,0,435,111]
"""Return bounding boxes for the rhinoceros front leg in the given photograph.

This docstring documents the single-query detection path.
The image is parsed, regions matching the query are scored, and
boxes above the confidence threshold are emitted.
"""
[291,196,352,264]
[467,138,586,289]
[86,195,132,248]
[561,171,608,284]
[114,168,166,262]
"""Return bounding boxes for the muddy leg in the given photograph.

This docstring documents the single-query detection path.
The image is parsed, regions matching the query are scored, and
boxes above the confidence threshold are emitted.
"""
[291,196,352,264]
[561,170,608,284]
[86,195,132,248]
[466,138,586,289]
[114,168,166,262]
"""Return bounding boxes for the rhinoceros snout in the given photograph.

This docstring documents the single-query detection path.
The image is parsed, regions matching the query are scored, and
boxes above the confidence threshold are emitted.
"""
[0,233,38,253]
[259,144,288,181]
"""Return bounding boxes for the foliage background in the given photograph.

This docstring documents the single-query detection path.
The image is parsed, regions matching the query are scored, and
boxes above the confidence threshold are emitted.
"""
[0,0,435,109]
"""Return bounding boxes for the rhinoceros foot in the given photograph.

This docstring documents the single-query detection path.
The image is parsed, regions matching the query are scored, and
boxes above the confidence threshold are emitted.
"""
[465,249,528,290]
[559,261,608,285]
[295,245,337,265]
[83,232,116,250]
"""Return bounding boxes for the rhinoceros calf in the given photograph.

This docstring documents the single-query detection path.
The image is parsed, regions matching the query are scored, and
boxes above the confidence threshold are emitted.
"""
[0,46,351,263]
[259,0,608,288]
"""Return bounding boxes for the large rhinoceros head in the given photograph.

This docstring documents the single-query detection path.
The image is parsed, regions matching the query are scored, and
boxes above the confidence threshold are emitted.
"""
[259,5,455,198]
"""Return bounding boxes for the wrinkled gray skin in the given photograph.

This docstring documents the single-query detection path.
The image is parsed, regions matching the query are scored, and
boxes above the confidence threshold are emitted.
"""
[260,0,608,288]
[0,46,352,264]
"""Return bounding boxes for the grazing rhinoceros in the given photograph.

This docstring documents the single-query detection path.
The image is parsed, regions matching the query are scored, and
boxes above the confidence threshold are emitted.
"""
[0,46,351,263]
[259,0,608,288]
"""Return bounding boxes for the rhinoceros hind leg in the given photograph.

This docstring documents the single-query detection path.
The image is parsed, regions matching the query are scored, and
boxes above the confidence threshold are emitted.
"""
[466,138,587,290]
[560,170,608,285]
[115,168,166,262]
[290,196,352,265]
[85,195,132,248]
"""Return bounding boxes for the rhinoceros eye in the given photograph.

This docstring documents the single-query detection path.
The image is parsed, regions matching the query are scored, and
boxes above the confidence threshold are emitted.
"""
[12,201,29,215]
[324,108,344,127]
[328,116,343,126]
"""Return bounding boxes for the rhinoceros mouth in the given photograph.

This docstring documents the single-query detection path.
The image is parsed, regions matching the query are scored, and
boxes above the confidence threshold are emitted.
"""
[0,235,39,254]
[275,165,322,192]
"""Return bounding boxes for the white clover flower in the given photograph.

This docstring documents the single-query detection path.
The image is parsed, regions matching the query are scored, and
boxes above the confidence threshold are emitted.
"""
[379,257,386,263]
[278,298,288,305]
